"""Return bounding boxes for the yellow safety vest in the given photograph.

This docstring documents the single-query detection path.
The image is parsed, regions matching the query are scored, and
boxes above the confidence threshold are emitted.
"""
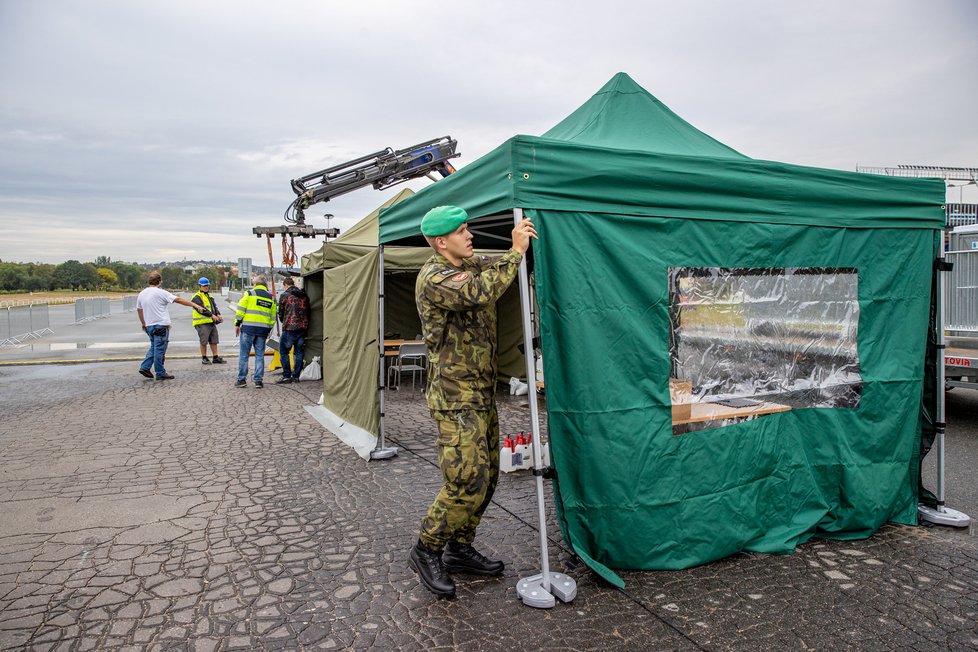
[192,291,217,326]
[235,285,276,330]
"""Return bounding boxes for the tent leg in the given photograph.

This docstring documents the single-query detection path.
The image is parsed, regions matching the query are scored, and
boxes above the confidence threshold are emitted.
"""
[919,235,969,527]
[371,245,398,461]
[512,208,577,608]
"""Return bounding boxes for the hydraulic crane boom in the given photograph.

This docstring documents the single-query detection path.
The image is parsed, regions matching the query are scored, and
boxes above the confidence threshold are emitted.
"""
[284,136,459,224]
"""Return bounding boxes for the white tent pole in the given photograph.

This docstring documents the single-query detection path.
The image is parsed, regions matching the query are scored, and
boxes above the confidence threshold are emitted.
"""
[372,245,397,460]
[937,238,948,505]
[919,230,969,526]
[512,208,576,608]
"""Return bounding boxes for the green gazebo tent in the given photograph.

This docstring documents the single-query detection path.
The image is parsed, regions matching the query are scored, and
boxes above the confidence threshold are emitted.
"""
[378,72,945,587]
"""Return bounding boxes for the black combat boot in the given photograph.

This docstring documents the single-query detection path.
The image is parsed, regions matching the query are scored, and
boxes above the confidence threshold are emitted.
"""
[442,541,504,576]
[408,541,455,598]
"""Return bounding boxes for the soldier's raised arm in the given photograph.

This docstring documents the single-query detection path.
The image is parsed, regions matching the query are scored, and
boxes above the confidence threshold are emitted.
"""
[419,208,536,311]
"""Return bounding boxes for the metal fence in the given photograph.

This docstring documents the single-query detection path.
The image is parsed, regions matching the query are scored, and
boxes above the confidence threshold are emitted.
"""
[0,304,53,347]
[947,203,978,228]
[74,298,111,323]
[947,249,978,333]
[122,296,137,312]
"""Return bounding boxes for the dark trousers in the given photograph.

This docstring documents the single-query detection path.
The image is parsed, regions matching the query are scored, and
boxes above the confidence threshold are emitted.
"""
[279,329,306,379]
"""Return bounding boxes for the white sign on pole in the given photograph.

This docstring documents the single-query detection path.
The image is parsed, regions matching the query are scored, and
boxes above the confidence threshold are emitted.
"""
[238,257,252,283]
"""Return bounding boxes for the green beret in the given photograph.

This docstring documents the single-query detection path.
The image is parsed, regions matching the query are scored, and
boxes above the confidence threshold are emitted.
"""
[421,205,468,237]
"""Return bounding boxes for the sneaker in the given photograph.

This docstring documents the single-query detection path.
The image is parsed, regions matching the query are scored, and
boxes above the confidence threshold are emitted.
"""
[212,356,227,364]
[156,374,175,381]
[274,377,292,385]
[138,368,153,379]
[408,542,455,598]
[442,541,504,576]
[255,381,264,389]
[201,357,212,365]
[235,380,247,388]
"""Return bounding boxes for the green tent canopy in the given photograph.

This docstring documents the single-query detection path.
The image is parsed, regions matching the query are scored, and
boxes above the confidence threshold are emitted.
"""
[378,72,945,585]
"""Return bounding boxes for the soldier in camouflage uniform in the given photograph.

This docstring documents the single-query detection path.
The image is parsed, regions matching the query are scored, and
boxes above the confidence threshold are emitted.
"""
[407,205,536,599]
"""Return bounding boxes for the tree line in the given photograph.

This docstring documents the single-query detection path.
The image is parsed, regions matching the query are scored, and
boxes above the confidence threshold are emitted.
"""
[0,256,231,293]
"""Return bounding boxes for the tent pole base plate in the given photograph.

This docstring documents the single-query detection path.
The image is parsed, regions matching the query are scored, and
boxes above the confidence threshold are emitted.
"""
[919,504,971,528]
[516,572,576,608]
[369,447,398,460]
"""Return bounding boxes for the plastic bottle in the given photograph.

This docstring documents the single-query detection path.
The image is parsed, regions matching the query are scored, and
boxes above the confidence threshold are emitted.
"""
[515,432,531,470]
[500,434,518,472]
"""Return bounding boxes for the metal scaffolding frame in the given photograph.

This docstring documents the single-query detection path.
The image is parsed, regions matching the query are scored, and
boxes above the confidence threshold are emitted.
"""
[855,164,978,181]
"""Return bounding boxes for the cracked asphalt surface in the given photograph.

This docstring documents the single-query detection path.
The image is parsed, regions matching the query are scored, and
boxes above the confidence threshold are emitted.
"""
[1,353,977,650]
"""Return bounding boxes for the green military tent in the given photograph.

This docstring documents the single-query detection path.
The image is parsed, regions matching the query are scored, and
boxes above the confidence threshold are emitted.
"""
[301,190,525,459]
[378,72,945,584]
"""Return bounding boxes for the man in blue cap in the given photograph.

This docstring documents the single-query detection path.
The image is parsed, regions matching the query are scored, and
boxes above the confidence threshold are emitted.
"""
[408,205,536,599]
[191,277,227,364]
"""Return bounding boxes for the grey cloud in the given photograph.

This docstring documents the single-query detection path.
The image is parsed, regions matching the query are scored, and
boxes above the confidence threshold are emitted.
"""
[1,0,976,264]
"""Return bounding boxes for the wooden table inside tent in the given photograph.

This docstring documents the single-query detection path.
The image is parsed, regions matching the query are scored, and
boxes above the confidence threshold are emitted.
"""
[532,379,789,423]
[672,400,792,426]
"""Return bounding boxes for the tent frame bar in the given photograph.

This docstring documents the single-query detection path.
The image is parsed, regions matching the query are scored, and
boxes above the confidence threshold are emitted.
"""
[918,234,969,526]
[371,244,398,461]
[512,208,577,608]
[467,227,512,244]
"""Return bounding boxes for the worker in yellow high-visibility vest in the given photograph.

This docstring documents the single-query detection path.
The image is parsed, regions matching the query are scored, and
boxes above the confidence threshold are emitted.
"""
[191,277,227,365]
[234,276,276,388]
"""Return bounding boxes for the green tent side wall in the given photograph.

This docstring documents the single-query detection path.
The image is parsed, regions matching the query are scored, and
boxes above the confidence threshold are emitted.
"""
[321,251,380,435]
[534,210,939,575]
[304,273,325,364]
[375,72,946,579]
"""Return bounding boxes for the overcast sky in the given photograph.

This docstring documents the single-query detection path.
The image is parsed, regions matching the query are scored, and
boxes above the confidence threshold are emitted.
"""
[1,0,976,266]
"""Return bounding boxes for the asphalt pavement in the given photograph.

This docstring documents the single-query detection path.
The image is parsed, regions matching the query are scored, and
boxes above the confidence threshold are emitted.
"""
[1,303,977,650]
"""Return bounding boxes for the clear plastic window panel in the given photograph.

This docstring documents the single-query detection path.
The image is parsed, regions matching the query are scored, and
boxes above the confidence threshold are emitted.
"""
[668,267,862,434]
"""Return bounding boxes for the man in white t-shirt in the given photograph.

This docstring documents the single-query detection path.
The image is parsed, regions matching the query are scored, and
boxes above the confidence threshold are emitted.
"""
[136,271,208,380]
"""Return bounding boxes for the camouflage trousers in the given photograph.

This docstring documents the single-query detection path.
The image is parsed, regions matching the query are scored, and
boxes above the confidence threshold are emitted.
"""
[419,407,500,550]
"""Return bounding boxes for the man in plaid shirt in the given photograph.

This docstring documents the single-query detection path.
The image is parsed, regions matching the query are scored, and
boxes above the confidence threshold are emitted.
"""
[275,276,312,384]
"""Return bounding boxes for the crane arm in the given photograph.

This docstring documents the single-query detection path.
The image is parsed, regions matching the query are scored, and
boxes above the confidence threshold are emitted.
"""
[285,136,459,224]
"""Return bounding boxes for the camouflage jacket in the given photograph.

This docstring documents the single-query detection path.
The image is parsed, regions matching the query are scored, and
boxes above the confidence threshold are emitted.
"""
[416,249,523,410]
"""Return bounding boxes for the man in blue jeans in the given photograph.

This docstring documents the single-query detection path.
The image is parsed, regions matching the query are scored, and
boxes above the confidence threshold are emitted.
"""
[275,276,311,384]
[234,276,276,388]
[136,271,207,381]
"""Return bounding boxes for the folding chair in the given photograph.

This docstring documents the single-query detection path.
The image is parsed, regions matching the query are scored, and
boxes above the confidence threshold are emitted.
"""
[387,343,427,390]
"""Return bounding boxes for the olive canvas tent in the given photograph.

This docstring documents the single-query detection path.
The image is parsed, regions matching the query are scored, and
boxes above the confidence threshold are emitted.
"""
[378,73,946,587]
[302,189,427,365]
[301,190,525,459]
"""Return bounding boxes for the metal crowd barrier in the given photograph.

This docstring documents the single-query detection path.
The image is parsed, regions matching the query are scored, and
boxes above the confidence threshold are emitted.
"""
[73,298,111,324]
[946,249,978,333]
[0,303,54,347]
[122,296,137,312]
